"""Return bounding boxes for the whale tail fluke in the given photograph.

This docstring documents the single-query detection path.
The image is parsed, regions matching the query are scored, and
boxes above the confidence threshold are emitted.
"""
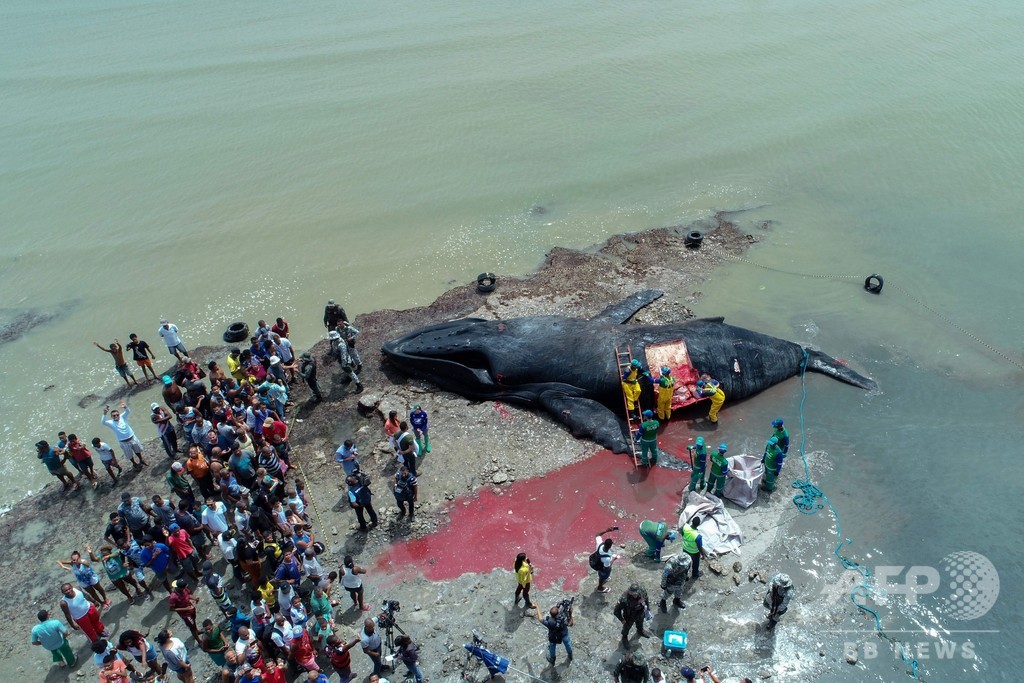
[804,349,878,392]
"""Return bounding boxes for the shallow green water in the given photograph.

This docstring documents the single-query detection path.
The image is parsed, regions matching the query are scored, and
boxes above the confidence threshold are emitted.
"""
[2,0,1021,677]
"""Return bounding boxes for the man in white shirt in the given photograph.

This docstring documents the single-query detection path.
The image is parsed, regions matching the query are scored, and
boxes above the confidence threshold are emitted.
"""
[158,318,188,360]
[102,402,145,462]
[202,499,230,536]
[269,614,294,653]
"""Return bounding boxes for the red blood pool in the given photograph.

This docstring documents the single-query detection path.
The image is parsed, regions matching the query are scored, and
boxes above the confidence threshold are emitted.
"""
[374,421,703,590]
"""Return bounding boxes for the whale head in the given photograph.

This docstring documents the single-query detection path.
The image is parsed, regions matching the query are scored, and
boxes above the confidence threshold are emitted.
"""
[382,318,505,397]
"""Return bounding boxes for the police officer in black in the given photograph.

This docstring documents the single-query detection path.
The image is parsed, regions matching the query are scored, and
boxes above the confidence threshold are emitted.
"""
[298,352,323,401]
[323,299,348,332]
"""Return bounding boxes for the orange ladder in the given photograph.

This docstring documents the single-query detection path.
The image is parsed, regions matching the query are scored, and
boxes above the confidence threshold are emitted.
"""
[614,346,641,467]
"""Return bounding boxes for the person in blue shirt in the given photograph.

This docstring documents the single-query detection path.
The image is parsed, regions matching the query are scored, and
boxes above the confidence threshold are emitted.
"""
[335,440,360,476]
[30,610,76,668]
[409,405,431,454]
[139,536,174,592]
[36,440,76,492]
[274,550,303,587]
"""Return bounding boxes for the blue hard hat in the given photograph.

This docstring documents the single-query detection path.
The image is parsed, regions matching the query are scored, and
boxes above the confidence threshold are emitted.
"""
[661,366,671,375]
[695,437,704,446]
[772,418,784,427]
[718,443,728,452]
[768,436,779,445]
[630,359,642,368]
[642,410,654,418]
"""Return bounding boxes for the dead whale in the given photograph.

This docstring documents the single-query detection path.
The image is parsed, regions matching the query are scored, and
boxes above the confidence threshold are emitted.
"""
[382,291,876,453]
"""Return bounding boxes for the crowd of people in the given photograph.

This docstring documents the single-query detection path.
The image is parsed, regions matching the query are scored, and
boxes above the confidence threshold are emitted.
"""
[31,303,791,683]
[32,307,432,683]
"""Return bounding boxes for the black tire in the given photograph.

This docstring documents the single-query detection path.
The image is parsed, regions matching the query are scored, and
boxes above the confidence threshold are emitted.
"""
[223,322,249,343]
[477,272,497,293]
[864,274,884,294]
[684,230,704,248]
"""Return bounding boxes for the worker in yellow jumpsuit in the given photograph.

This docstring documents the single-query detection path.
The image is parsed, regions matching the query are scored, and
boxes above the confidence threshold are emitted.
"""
[621,359,644,421]
[697,375,726,423]
[656,367,675,422]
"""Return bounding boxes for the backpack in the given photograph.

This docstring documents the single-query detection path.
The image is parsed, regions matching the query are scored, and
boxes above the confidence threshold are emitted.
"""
[356,470,371,488]
[589,549,604,571]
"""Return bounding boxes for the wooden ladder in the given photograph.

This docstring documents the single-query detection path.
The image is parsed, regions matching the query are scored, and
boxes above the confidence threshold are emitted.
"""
[614,346,641,467]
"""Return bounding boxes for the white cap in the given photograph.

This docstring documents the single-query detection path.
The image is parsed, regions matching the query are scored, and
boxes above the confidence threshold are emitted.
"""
[160,318,169,324]
[270,355,281,365]
[150,403,160,411]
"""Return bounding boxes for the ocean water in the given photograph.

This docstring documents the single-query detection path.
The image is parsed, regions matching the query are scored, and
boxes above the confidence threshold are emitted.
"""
[2,0,1022,678]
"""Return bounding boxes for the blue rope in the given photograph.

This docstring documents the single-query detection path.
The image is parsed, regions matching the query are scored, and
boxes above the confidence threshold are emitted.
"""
[790,349,919,678]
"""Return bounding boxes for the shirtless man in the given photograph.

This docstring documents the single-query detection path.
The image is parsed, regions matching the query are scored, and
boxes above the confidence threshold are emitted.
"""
[94,340,141,388]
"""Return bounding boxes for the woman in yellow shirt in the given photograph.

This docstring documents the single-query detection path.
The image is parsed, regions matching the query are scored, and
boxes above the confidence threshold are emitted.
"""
[514,552,536,610]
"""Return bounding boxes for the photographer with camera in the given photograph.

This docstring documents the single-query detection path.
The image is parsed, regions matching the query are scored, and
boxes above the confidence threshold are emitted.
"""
[539,598,574,665]
[393,634,424,682]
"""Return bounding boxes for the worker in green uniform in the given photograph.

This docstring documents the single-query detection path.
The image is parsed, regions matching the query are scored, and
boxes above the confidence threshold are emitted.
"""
[687,437,707,492]
[706,443,729,496]
[638,520,676,561]
[638,410,660,466]
[771,418,790,455]
[761,436,785,491]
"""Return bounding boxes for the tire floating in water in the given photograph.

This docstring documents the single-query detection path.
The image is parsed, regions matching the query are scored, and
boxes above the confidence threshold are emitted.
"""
[864,274,884,294]
[223,322,250,343]
[477,272,497,294]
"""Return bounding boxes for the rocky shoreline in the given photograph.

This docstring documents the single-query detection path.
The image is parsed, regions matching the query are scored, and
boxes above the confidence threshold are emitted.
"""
[2,214,853,682]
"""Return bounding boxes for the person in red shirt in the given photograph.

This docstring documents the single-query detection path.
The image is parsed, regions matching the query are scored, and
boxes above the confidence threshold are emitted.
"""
[167,581,200,640]
[261,657,287,683]
[325,634,360,683]
[166,524,200,580]
[262,418,290,463]
[289,626,318,672]
[66,434,99,488]
[271,318,290,339]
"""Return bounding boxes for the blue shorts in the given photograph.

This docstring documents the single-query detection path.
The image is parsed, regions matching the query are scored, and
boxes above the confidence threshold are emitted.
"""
[133,644,158,662]
[598,567,612,581]
[116,364,133,378]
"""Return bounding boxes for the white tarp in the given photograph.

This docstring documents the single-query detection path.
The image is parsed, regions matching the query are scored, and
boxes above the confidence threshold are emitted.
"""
[722,453,765,509]
[678,491,743,557]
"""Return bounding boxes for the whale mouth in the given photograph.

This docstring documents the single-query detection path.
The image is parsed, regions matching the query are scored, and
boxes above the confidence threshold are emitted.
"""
[382,320,499,393]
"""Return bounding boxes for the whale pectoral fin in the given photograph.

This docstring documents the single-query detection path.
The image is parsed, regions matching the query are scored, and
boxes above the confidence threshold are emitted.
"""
[591,290,664,324]
[537,391,631,454]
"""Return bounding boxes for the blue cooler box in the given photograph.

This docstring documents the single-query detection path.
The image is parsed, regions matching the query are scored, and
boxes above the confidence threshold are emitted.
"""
[661,629,688,656]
